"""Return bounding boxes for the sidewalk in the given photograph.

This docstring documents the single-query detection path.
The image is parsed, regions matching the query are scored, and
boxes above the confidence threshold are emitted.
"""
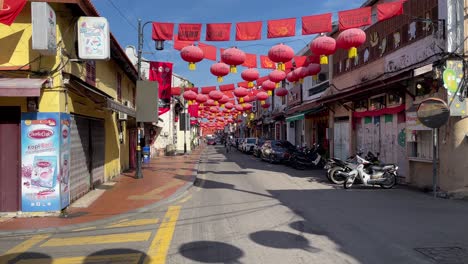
[0,146,205,235]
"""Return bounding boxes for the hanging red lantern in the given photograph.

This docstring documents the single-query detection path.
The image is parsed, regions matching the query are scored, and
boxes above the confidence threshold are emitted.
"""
[243,103,253,111]
[310,36,336,65]
[235,104,244,112]
[208,90,223,102]
[307,63,321,80]
[268,43,294,71]
[225,102,234,109]
[294,67,309,84]
[286,70,298,83]
[241,68,260,88]
[242,95,254,103]
[275,87,288,97]
[261,80,276,96]
[221,47,246,73]
[183,90,197,105]
[304,54,321,67]
[233,87,248,103]
[269,70,287,88]
[336,28,366,59]
[261,103,271,109]
[180,45,204,70]
[196,94,208,105]
[209,106,219,113]
[210,62,230,83]
[256,91,269,105]
[218,95,230,107]
[205,99,216,106]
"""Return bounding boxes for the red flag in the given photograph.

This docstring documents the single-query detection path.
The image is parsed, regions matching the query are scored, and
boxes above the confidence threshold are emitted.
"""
[206,23,231,41]
[238,81,249,88]
[178,23,202,41]
[293,56,307,67]
[260,55,276,69]
[186,87,199,93]
[171,87,181,96]
[188,104,199,118]
[201,86,216,94]
[339,7,372,30]
[267,18,296,38]
[302,13,332,35]
[378,1,404,21]
[219,84,235,91]
[236,21,262,41]
[173,36,194,51]
[152,22,174,40]
[256,76,269,86]
[149,62,173,116]
[285,61,293,70]
[0,0,26,26]
[242,53,257,68]
[222,90,234,98]
[199,42,217,61]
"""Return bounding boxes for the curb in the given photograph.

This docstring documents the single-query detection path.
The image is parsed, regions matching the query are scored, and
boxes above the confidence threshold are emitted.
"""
[0,149,204,237]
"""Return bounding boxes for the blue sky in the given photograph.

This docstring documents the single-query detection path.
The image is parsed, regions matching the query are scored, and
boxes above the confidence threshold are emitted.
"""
[91,0,364,87]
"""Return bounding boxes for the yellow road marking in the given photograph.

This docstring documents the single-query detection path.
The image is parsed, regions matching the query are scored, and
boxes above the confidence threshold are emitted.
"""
[72,226,96,232]
[0,234,50,263]
[107,218,159,228]
[144,206,181,264]
[177,194,192,204]
[40,232,151,247]
[16,253,142,264]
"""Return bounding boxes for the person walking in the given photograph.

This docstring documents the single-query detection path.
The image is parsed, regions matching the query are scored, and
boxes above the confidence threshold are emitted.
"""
[225,138,230,153]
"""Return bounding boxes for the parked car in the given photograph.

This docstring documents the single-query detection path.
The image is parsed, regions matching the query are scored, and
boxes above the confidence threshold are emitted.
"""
[241,138,257,153]
[253,138,267,157]
[207,138,216,145]
[260,140,296,163]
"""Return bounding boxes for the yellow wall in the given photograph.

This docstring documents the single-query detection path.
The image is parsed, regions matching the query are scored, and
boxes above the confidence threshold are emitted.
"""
[0,97,27,111]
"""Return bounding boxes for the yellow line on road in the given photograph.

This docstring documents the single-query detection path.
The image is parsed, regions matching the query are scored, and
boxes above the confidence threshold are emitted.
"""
[0,234,50,263]
[144,206,181,264]
[40,232,151,247]
[16,253,142,264]
[177,194,192,204]
[72,226,96,232]
[107,218,160,228]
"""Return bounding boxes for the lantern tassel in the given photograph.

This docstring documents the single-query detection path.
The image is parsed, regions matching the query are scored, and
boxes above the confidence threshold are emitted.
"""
[312,75,318,81]
[267,90,272,96]
[217,76,223,82]
[275,82,280,88]
[261,101,265,105]
[239,97,244,103]
[189,62,196,70]
[277,63,282,71]
[230,65,237,73]
[248,81,254,88]
[281,63,286,71]
[348,47,357,59]
[221,104,225,108]
[320,55,328,65]
[188,100,193,105]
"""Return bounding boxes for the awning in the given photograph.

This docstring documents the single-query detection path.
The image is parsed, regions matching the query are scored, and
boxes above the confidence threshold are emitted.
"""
[106,98,136,117]
[286,113,305,122]
[0,78,48,97]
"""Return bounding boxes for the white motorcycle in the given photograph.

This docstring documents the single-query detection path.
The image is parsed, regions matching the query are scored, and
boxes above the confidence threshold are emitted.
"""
[337,154,398,189]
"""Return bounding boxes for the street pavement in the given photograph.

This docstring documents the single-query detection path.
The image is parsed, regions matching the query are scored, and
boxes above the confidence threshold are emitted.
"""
[1,145,468,263]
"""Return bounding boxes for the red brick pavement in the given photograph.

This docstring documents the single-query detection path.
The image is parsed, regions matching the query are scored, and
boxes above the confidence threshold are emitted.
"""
[0,147,204,231]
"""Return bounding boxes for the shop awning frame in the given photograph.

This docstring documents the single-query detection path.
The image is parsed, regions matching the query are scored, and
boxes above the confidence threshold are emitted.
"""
[0,78,48,97]
[286,113,305,122]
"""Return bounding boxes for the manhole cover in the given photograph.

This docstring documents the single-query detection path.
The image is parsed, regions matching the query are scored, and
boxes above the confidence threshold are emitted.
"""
[415,247,468,263]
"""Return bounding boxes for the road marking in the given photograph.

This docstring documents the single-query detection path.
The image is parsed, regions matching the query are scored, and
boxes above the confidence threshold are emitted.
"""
[106,218,159,228]
[15,253,142,264]
[177,194,192,204]
[144,206,181,264]
[72,226,96,232]
[40,232,151,247]
[0,234,50,263]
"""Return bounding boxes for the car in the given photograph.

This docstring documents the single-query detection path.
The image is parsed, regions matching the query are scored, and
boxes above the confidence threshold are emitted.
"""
[207,138,216,145]
[260,140,296,163]
[253,138,267,157]
[241,138,257,153]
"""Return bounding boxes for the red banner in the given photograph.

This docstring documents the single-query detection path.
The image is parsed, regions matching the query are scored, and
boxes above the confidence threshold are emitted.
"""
[338,7,371,30]
[149,62,173,116]
[222,90,234,98]
[242,53,257,68]
[178,23,202,41]
[171,87,181,96]
[285,61,293,70]
[186,87,199,93]
[293,56,307,67]
[201,86,216,94]
[188,104,199,118]
[0,0,26,26]
[267,18,296,38]
[236,21,262,41]
[206,23,231,41]
[173,36,194,51]
[256,76,269,86]
[219,84,235,91]
[199,42,217,61]
[302,13,332,35]
[152,22,174,40]
[378,1,404,21]
[260,55,276,69]
[237,81,249,88]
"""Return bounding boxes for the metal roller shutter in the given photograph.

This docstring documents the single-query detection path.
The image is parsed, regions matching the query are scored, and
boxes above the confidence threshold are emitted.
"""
[69,115,91,202]
[90,119,105,187]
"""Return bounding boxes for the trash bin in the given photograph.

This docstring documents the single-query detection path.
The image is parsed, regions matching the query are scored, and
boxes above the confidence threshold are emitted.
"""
[143,146,150,163]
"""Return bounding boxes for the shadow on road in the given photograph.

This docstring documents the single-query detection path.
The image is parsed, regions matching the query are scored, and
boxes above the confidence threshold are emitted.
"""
[179,241,244,263]
[249,230,321,253]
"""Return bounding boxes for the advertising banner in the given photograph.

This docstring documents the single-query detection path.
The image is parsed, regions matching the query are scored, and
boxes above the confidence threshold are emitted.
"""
[21,112,70,212]
[149,61,173,116]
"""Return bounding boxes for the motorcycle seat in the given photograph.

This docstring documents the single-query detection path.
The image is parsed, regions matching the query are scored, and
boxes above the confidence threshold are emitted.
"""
[371,165,395,171]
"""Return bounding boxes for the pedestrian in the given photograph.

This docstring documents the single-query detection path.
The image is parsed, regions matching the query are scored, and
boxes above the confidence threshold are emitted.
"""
[225,139,230,153]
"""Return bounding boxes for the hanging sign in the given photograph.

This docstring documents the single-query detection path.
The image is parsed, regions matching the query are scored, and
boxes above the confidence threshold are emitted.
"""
[77,16,110,60]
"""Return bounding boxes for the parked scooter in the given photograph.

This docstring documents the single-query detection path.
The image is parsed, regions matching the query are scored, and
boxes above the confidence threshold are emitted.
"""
[291,144,325,170]
[325,151,381,185]
[337,154,398,189]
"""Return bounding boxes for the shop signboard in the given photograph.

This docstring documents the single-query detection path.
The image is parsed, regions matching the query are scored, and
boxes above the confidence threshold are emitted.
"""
[77,17,110,60]
[21,112,71,212]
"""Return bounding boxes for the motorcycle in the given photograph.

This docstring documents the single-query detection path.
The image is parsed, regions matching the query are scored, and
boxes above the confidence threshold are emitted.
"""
[325,151,381,185]
[291,144,325,170]
[337,154,398,189]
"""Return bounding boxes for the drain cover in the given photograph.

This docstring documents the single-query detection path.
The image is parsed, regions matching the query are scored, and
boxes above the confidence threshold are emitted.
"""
[415,247,468,263]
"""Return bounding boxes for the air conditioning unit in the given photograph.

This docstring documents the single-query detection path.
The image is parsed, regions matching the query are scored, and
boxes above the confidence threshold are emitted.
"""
[118,111,127,120]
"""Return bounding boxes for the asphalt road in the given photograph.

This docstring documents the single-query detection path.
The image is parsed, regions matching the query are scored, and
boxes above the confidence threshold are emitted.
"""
[2,145,468,264]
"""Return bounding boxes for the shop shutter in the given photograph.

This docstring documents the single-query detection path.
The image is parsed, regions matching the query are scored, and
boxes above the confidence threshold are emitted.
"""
[69,115,91,202]
[90,119,105,187]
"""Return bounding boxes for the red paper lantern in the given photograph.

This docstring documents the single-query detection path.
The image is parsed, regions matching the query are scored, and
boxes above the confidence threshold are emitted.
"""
[235,104,244,112]
[183,90,197,105]
[241,68,260,88]
[307,63,321,80]
[269,70,287,87]
[209,106,219,113]
[221,47,246,73]
[225,102,234,109]
[243,103,253,111]
[261,80,276,96]
[261,103,271,109]
[256,91,269,105]
[180,45,204,70]
[218,95,230,107]
[310,36,336,65]
[205,99,216,106]
[286,71,297,83]
[208,90,223,102]
[275,87,288,97]
[294,67,309,83]
[242,95,254,103]
[210,62,230,82]
[196,94,208,105]
[268,43,294,71]
[304,54,321,67]
[233,87,248,103]
[336,28,366,59]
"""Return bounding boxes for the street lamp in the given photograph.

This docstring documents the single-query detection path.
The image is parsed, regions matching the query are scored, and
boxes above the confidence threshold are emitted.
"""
[135,19,164,179]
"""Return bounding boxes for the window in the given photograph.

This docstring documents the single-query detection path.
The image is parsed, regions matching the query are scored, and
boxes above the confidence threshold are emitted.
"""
[354,99,368,111]
[117,73,122,101]
[408,130,434,160]
[85,60,96,86]
[369,95,385,110]
[388,91,404,106]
